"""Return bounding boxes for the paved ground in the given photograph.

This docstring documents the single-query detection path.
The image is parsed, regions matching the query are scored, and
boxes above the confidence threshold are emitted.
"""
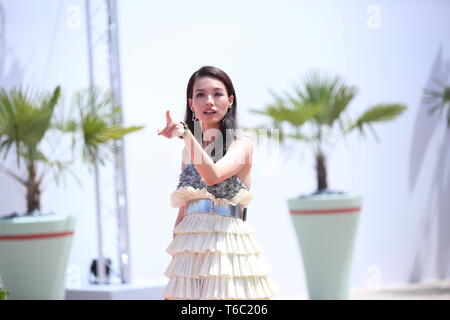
[273,280,450,300]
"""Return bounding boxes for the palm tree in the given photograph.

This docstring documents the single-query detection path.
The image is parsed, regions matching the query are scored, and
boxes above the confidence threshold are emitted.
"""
[0,85,143,216]
[0,85,144,296]
[0,86,64,214]
[245,71,407,194]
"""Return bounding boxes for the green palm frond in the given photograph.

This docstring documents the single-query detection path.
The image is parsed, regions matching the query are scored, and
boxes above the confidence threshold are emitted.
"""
[0,86,61,167]
[250,86,322,127]
[75,87,144,166]
[18,149,48,163]
[346,104,407,134]
[250,71,357,133]
[300,71,358,127]
[249,103,320,127]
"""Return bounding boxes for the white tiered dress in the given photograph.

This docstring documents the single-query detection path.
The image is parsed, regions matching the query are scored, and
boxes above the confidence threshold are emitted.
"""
[163,185,279,300]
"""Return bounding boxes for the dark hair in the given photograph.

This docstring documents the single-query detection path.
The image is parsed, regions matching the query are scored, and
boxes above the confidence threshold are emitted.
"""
[185,66,238,161]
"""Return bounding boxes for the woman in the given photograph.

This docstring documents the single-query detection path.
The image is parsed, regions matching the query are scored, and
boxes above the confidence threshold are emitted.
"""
[157,66,278,300]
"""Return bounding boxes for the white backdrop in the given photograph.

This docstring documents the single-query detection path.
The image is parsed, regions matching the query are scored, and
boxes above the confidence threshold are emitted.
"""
[0,0,449,297]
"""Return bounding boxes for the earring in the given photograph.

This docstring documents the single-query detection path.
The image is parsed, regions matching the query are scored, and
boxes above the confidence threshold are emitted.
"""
[192,111,198,121]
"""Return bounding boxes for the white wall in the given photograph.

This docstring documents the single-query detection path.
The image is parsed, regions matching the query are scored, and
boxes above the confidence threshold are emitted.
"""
[1,0,449,297]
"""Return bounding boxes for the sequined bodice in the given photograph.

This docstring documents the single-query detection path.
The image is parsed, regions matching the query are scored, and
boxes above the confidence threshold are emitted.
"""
[176,164,249,200]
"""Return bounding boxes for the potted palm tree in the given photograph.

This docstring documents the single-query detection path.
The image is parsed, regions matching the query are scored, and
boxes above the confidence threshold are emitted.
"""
[0,86,76,300]
[0,86,143,299]
[245,71,407,299]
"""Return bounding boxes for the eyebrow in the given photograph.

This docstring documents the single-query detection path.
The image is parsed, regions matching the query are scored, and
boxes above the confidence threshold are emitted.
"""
[194,88,225,92]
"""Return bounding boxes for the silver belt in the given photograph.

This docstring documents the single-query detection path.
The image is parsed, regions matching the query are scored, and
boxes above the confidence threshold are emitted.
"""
[185,199,247,221]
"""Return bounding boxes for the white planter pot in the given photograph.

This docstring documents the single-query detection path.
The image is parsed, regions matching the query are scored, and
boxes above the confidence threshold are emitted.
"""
[0,215,75,299]
[288,193,362,300]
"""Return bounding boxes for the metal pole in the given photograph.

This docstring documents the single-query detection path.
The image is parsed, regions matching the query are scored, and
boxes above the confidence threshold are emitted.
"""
[85,0,131,284]
[85,0,107,285]
[94,162,107,283]
[107,0,131,283]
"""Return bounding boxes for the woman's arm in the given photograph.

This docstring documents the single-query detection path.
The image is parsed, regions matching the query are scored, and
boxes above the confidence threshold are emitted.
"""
[182,130,252,186]
[158,110,252,186]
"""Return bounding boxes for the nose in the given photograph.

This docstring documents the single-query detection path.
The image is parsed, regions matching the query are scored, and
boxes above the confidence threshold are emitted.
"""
[206,94,214,105]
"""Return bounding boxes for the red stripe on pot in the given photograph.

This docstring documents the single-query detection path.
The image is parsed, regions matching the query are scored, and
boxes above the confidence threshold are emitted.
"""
[290,207,361,214]
[0,231,74,241]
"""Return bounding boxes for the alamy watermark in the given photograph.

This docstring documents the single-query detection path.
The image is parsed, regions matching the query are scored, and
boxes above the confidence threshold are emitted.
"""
[366,5,381,30]
[365,264,382,289]
[66,5,81,30]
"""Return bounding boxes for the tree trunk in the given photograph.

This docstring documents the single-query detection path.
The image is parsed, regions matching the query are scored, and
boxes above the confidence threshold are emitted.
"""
[26,163,41,214]
[315,151,328,192]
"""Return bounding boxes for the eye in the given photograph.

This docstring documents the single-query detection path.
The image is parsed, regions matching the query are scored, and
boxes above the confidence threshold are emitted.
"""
[196,93,204,97]
[215,92,223,96]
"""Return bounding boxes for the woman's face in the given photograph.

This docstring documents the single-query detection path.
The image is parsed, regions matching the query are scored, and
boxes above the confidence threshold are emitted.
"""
[188,76,234,130]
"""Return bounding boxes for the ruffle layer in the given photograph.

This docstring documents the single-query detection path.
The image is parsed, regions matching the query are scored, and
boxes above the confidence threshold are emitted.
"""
[165,251,272,278]
[171,186,253,208]
[166,231,261,255]
[164,206,279,299]
[163,275,278,300]
[174,212,255,235]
